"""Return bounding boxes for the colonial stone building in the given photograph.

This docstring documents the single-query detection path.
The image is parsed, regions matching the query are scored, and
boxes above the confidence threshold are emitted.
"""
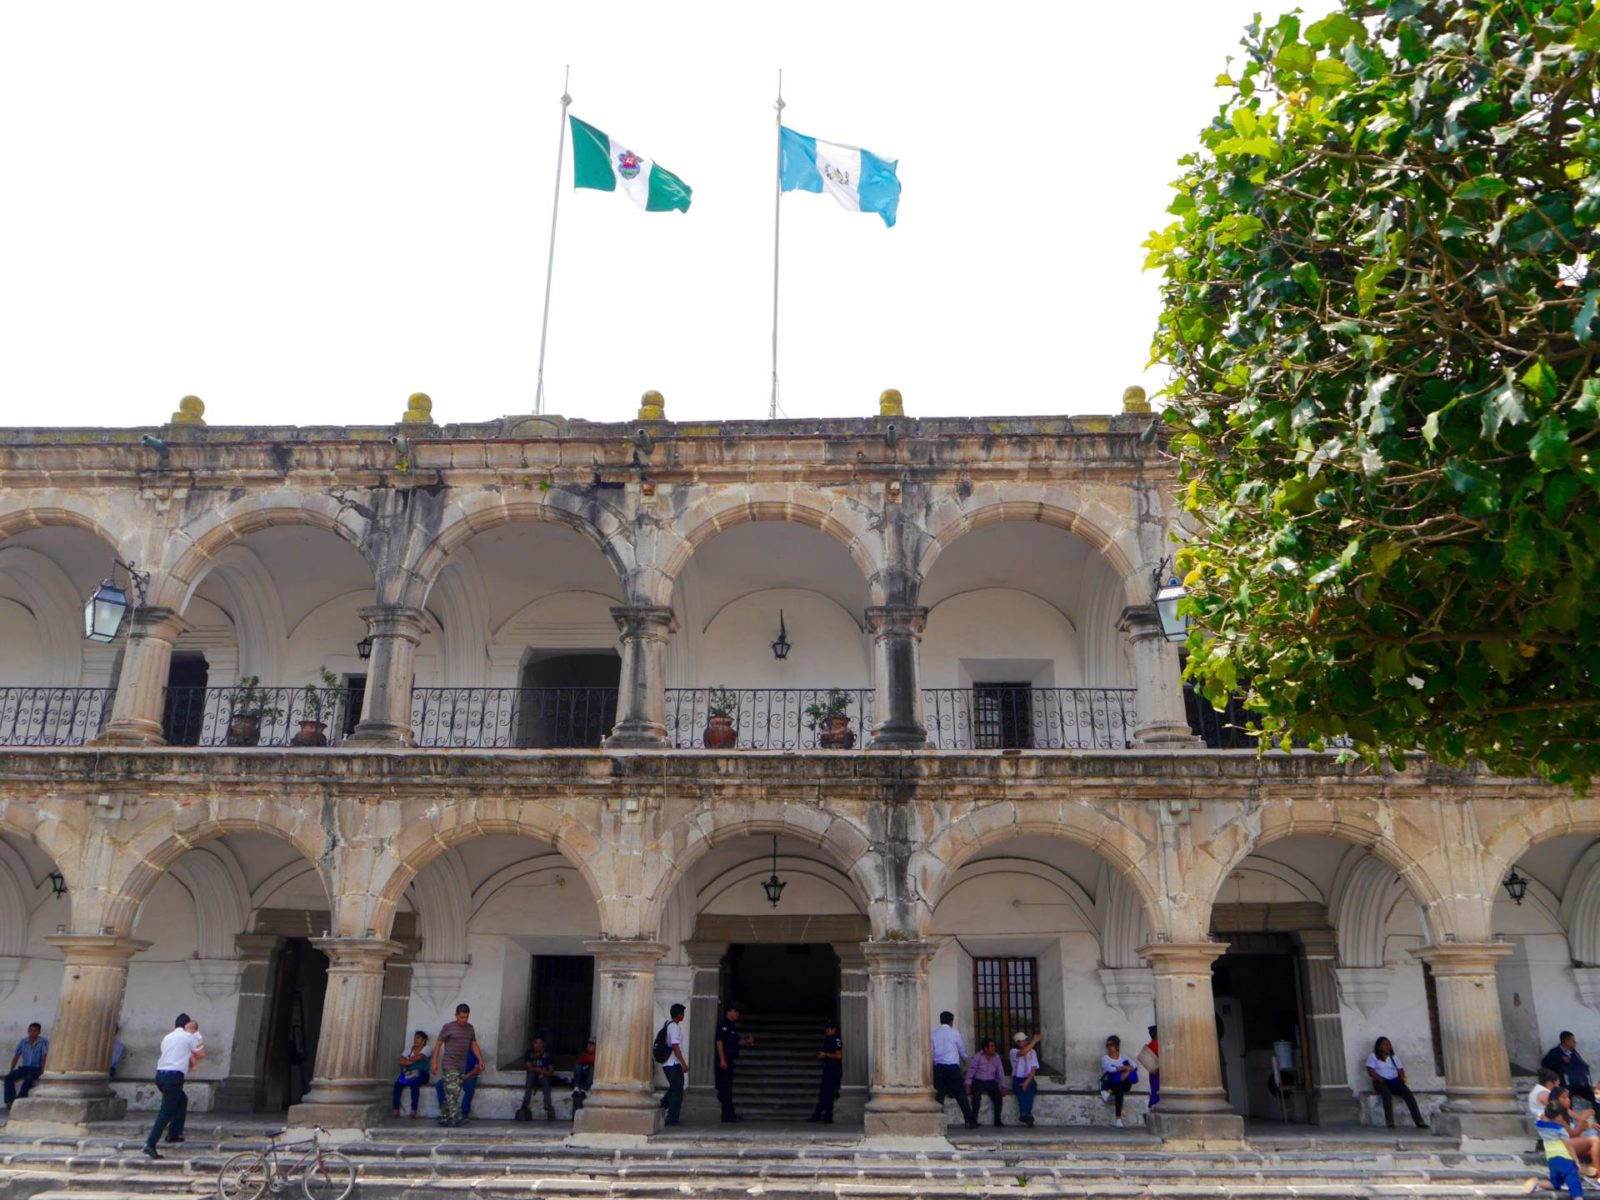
[0,393,1585,1145]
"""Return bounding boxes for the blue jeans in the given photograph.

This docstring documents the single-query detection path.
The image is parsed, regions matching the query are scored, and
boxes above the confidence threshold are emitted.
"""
[1014,1076,1036,1120]
[1550,1156,1584,1199]
[661,1065,684,1123]
[3,1066,41,1106]
[392,1068,428,1112]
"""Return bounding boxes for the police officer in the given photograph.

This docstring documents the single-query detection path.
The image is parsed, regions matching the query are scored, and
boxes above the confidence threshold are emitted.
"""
[714,1002,755,1122]
[807,1019,843,1123]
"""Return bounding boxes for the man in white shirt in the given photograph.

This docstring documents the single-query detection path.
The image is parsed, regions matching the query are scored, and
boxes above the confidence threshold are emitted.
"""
[661,1003,688,1126]
[143,1014,205,1159]
[931,1011,976,1130]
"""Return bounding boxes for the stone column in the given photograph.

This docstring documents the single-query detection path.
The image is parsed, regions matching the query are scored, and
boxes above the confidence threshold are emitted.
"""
[1410,943,1523,1142]
[95,608,187,745]
[1140,941,1243,1142]
[835,942,870,1122]
[286,937,402,1129]
[348,605,427,745]
[865,606,929,749]
[680,940,723,1119]
[1117,605,1200,746]
[573,939,668,1138]
[861,939,943,1139]
[1297,929,1360,1125]
[7,935,151,1132]
[215,933,281,1112]
[603,606,675,749]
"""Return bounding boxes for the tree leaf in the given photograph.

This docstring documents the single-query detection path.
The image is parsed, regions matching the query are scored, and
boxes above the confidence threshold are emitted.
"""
[1481,378,1528,439]
[1529,416,1571,469]
[1454,176,1512,202]
[1522,359,1560,402]
[1575,291,1600,344]
[1312,58,1358,86]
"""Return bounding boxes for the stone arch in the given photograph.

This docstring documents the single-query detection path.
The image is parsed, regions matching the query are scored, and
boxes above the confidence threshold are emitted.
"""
[653,489,884,608]
[407,847,472,964]
[920,802,1166,941]
[158,491,376,611]
[0,840,36,959]
[166,847,251,962]
[936,857,1097,930]
[644,805,885,937]
[1330,852,1411,968]
[1560,844,1600,967]
[101,801,332,935]
[0,547,85,687]
[0,504,127,556]
[1097,862,1152,969]
[0,805,83,902]
[371,801,606,941]
[1481,801,1600,906]
[401,490,634,610]
[918,497,1146,608]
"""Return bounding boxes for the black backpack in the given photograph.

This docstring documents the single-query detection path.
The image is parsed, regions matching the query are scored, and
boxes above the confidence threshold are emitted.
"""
[652,1020,673,1064]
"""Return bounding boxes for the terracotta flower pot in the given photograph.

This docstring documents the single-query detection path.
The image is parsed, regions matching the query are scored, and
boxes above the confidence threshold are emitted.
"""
[290,719,328,747]
[702,713,737,749]
[226,713,262,747]
[818,714,855,750]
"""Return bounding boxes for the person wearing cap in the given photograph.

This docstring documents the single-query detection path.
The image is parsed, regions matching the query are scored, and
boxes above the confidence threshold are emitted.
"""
[807,1019,843,1123]
[1010,1030,1043,1126]
[142,1013,204,1159]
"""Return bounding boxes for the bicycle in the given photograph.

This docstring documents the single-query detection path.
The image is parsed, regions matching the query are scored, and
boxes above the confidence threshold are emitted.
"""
[216,1124,355,1200]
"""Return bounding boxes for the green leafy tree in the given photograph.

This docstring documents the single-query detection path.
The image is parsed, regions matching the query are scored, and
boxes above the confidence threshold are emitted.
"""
[1147,0,1600,785]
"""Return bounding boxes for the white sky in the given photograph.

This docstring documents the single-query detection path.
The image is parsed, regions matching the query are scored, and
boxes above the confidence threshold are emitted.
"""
[0,1,1330,430]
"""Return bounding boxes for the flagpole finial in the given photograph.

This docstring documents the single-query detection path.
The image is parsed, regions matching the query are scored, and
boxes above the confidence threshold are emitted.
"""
[561,63,571,107]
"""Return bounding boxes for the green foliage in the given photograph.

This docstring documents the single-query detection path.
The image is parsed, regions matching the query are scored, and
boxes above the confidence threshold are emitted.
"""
[301,667,341,721]
[803,688,854,730]
[706,686,739,719]
[1148,0,1600,786]
[230,675,283,722]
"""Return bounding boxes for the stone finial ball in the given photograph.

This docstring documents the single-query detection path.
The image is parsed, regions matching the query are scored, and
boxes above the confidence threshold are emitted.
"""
[402,392,433,424]
[638,390,666,420]
[879,388,904,417]
[1121,385,1151,414]
[169,395,206,426]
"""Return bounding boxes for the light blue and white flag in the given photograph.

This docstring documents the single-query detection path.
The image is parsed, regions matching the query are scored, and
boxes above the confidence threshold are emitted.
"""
[779,127,901,227]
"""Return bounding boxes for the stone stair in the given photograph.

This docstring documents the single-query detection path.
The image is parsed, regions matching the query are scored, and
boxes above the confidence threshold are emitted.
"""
[0,1120,1556,1199]
[731,1012,831,1120]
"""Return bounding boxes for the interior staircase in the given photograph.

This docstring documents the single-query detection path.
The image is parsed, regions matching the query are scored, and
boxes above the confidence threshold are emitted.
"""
[724,1012,833,1121]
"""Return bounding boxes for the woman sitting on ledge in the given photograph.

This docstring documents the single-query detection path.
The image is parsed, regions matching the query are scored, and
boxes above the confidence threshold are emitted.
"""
[1365,1036,1428,1129]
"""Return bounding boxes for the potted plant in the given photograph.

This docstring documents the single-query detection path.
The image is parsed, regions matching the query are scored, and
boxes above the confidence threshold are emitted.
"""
[226,676,283,746]
[290,667,341,747]
[702,686,739,749]
[804,688,856,750]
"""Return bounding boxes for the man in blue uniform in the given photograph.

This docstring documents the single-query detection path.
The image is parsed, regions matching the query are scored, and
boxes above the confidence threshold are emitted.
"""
[807,1019,843,1123]
[714,1002,755,1123]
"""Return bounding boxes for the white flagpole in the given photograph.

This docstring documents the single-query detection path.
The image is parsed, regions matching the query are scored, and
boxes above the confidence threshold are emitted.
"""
[534,66,572,416]
[770,70,785,420]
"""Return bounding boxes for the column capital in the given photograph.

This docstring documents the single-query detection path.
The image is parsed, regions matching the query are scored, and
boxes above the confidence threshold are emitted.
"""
[44,934,153,965]
[1116,603,1164,641]
[1409,941,1514,975]
[234,932,282,964]
[1296,927,1339,957]
[126,606,189,642]
[609,604,676,640]
[357,603,429,642]
[864,605,928,639]
[682,940,726,970]
[861,937,936,973]
[309,936,404,972]
[1137,940,1229,973]
[584,938,668,970]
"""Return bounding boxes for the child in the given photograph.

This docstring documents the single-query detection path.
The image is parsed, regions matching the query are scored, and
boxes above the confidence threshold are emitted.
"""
[1530,1093,1589,1197]
[1552,1086,1600,1178]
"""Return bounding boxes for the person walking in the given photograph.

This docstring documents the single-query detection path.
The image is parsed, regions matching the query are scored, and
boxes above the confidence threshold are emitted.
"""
[1543,1032,1597,1107]
[1365,1036,1428,1129]
[1010,1031,1042,1127]
[432,1046,481,1118]
[391,1031,429,1118]
[142,1014,204,1159]
[657,1003,688,1126]
[1100,1035,1138,1129]
[807,1019,843,1123]
[4,1022,48,1107]
[714,1002,755,1122]
[431,1003,483,1128]
[520,1036,557,1121]
[932,1011,976,1130]
[965,1038,1008,1126]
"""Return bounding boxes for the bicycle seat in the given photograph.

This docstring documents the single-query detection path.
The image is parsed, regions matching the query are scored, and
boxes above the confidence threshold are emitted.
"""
[265,1128,287,1139]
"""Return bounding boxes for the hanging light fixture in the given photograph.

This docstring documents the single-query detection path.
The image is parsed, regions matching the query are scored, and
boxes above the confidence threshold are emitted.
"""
[47,871,67,899]
[1503,868,1529,906]
[771,610,792,661]
[1151,557,1191,644]
[82,559,150,644]
[761,836,787,907]
[355,635,374,661]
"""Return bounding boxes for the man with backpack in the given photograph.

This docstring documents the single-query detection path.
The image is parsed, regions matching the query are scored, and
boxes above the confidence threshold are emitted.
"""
[653,1003,688,1126]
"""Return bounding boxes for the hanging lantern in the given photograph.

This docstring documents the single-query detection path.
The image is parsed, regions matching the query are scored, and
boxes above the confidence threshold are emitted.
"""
[771,610,792,661]
[761,836,787,907]
[83,577,131,643]
[1503,868,1529,907]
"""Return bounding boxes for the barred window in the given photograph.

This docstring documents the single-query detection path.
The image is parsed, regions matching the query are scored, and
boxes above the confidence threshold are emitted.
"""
[973,956,1038,1051]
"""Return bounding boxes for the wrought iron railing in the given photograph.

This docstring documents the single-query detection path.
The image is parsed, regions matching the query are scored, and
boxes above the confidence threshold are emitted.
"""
[410,687,618,748]
[923,687,1137,750]
[1184,684,1259,749]
[0,686,113,746]
[161,686,356,748]
[666,688,875,749]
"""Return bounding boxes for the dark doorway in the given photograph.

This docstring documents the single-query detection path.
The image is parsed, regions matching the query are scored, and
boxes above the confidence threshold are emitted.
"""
[260,938,329,1111]
[973,682,1033,749]
[724,943,839,1016]
[720,943,841,1120]
[528,954,594,1066]
[1211,935,1309,1121]
[161,653,209,746]
[341,673,366,738]
[517,652,619,747]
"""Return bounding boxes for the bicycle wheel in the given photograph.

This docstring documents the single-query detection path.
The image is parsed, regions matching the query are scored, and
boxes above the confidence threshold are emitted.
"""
[300,1149,355,1200]
[217,1150,269,1200]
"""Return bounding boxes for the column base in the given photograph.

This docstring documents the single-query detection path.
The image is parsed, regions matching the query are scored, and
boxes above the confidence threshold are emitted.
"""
[602,724,668,749]
[571,1101,662,1137]
[1144,1109,1245,1144]
[863,1091,945,1139]
[91,721,167,746]
[6,1091,127,1134]
[1432,1109,1529,1147]
[867,725,928,750]
[345,721,416,747]
[284,1098,389,1133]
[1133,725,1203,747]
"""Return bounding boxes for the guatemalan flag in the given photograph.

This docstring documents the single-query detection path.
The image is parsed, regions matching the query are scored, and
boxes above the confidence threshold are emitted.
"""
[779,127,901,227]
